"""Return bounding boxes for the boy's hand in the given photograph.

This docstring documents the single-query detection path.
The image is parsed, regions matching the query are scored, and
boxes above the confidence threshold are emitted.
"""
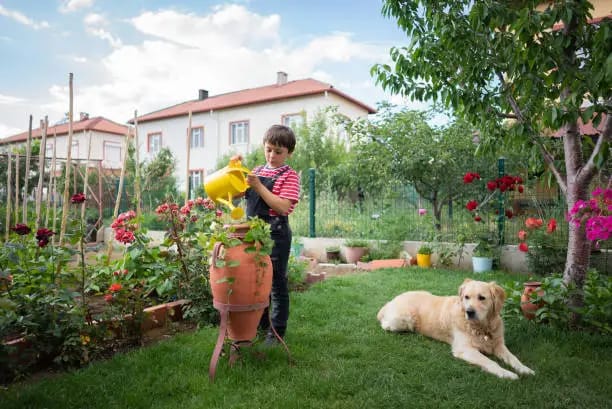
[230,154,243,162]
[246,173,263,190]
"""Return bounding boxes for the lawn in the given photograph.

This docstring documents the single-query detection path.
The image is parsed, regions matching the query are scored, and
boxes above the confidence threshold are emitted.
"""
[2,268,611,409]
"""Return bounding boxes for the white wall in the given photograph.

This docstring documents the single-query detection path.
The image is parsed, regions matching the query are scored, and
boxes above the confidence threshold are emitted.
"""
[135,93,371,191]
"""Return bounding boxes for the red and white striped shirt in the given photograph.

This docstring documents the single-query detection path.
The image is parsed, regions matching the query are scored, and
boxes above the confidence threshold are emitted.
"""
[253,165,300,216]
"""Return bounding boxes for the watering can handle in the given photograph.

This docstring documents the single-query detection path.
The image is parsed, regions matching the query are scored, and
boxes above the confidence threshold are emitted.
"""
[229,158,251,175]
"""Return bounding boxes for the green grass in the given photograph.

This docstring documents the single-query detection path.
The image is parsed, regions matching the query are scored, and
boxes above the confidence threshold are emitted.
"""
[2,268,611,409]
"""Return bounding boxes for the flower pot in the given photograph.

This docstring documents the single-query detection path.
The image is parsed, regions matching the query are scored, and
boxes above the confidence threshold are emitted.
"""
[520,281,545,320]
[416,253,431,268]
[326,250,341,262]
[472,256,493,273]
[209,224,273,341]
[344,246,368,264]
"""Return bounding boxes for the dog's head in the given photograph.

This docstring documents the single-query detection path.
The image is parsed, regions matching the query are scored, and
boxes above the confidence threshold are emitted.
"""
[458,279,506,322]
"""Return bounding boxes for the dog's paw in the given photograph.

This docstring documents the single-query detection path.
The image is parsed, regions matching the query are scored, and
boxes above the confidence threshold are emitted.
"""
[517,365,535,376]
[495,369,519,380]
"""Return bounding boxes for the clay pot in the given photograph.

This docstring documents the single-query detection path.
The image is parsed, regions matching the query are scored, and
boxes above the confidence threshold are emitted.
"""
[520,281,545,320]
[209,224,272,341]
[344,246,368,264]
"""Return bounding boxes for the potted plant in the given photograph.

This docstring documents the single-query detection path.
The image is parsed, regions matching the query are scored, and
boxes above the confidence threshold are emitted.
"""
[472,236,495,273]
[343,239,370,264]
[416,244,432,268]
[325,245,341,262]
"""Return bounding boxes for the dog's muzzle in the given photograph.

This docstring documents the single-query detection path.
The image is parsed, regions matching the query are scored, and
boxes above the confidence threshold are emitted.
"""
[465,308,477,320]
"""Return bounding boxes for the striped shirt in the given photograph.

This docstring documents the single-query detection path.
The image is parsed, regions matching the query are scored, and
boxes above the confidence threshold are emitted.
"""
[253,164,300,216]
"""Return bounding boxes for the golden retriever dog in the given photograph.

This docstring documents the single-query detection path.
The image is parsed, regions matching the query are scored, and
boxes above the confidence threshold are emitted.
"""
[377,279,534,380]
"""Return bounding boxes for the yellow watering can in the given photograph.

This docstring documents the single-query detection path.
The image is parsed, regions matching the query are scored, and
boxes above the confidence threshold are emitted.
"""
[204,158,251,220]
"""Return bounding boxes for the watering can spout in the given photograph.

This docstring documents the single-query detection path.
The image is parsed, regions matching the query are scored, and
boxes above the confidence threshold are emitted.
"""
[204,159,251,220]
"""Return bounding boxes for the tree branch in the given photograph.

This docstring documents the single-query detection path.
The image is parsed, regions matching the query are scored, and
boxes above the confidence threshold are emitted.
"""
[578,112,612,187]
[496,71,567,194]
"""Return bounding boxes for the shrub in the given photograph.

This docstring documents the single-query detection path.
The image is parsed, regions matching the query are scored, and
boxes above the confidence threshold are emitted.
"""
[417,245,432,255]
[344,239,370,248]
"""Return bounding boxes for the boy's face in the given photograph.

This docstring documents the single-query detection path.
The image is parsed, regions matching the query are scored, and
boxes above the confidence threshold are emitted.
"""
[264,142,291,168]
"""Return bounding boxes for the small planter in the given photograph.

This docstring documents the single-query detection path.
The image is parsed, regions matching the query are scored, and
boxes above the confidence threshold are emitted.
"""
[472,256,493,273]
[344,246,368,264]
[357,259,407,271]
[326,250,341,262]
[416,253,431,268]
[521,281,545,320]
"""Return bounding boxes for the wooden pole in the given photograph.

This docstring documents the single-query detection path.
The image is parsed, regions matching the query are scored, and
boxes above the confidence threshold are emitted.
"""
[35,116,48,230]
[81,132,92,223]
[59,72,74,246]
[106,130,130,262]
[97,161,103,233]
[185,110,192,203]
[22,115,33,224]
[46,129,58,232]
[14,152,20,225]
[133,111,142,220]
[5,151,12,240]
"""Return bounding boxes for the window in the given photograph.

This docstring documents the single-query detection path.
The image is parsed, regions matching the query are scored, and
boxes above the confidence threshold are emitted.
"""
[190,127,204,148]
[190,169,204,198]
[71,141,79,158]
[148,132,162,153]
[230,121,249,145]
[45,143,53,158]
[104,141,122,163]
[282,113,304,130]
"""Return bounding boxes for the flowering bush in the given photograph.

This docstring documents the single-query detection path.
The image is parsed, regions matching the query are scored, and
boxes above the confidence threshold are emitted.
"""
[463,172,524,223]
[568,187,612,248]
[517,217,566,275]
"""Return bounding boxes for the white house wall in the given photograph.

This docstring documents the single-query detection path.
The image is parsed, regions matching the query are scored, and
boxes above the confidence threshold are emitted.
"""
[136,93,371,190]
[43,131,125,168]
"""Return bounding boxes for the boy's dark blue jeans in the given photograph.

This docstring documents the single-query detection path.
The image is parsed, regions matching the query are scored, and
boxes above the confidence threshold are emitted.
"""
[258,216,291,338]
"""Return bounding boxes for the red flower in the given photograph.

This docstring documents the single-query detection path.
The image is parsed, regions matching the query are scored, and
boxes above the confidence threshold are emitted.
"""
[215,210,223,218]
[109,283,122,292]
[466,200,479,211]
[35,228,54,248]
[547,218,557,234]
[70,193,86,203]
[104,294,113,303]
[10,224,31,235]
[518,185,524,193]
[525,217,543,229]
[463,172,481,184]
[486,181,497,191]
[518,230,527,241]
[518,242,529,252]
[474,216,482,222]
[505,209,513,219]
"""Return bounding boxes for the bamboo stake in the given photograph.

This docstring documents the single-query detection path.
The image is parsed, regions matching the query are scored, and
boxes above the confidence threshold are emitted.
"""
[22,115,33,224]
[46,129,58,232]
[185,110,192,203]
[14,152,20,225]
[97,161,103,234]
[5,151,12,240]
[106,130,130,262]
[35,117,48,230]
[59,73,74,246]
[133,110,142,220]
[81,132,92,226]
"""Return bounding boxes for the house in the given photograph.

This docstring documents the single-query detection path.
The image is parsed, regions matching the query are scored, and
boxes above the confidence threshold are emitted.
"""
[132,72,376,195]
[0,114,130,170]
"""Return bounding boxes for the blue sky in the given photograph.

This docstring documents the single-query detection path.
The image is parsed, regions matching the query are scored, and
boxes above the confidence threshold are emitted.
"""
[0,0,426,137]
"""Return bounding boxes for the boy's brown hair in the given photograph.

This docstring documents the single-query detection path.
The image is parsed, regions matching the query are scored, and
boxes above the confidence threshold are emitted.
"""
[263,125,296,153]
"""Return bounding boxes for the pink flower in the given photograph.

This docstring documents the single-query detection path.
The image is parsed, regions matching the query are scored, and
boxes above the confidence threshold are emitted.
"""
[525,218,543,229]
[518,230,527,241]
[418,208,427,216]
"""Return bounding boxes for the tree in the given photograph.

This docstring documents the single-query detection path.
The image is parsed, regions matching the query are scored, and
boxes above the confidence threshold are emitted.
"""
[373,1,611,319]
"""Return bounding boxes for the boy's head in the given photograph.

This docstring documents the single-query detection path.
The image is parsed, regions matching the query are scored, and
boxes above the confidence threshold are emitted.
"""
[263,125,296,153]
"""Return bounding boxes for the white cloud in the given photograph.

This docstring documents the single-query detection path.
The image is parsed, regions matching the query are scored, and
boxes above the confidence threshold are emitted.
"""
[0,5,49,29]
[60,0,95,14]
[0,122,22,138]
[84,13,122,48]
[0,93,25,105]
[73,56,88,63]
[40,5,394,124]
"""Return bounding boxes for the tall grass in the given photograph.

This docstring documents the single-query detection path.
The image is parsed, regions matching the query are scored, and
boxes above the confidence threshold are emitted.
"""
[3,268,610,409]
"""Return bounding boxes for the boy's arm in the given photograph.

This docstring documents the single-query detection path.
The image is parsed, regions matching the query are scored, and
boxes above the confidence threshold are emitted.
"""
[246,173,293,215]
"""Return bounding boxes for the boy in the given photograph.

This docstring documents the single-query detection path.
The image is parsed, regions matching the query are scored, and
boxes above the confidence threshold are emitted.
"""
[234,124,300,344]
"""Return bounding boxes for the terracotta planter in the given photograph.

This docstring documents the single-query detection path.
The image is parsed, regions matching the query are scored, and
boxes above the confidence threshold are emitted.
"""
[416,253,431,268]
[344,246,368,264]
[521,281,545,320]
[209,224,273,341]
[357,259,408,271]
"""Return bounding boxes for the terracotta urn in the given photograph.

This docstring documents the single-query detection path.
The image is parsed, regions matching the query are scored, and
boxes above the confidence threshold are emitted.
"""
[520,281,545,320]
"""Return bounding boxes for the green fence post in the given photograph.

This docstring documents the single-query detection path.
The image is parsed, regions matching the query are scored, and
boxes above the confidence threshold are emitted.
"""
[309,168,315,238]
[497,157,505,245]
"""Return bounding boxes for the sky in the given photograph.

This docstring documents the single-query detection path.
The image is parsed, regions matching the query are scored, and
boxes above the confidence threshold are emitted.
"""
[0,0,430,138]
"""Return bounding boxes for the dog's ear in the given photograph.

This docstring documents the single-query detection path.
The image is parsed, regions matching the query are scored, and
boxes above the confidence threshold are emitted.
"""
[458,278,472,297]
[489,282,506,315]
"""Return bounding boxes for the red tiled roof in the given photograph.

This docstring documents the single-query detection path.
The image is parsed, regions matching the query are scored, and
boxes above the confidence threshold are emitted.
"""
[132,78,376,124]
[552,113,608,137]
[0,116,130,144]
